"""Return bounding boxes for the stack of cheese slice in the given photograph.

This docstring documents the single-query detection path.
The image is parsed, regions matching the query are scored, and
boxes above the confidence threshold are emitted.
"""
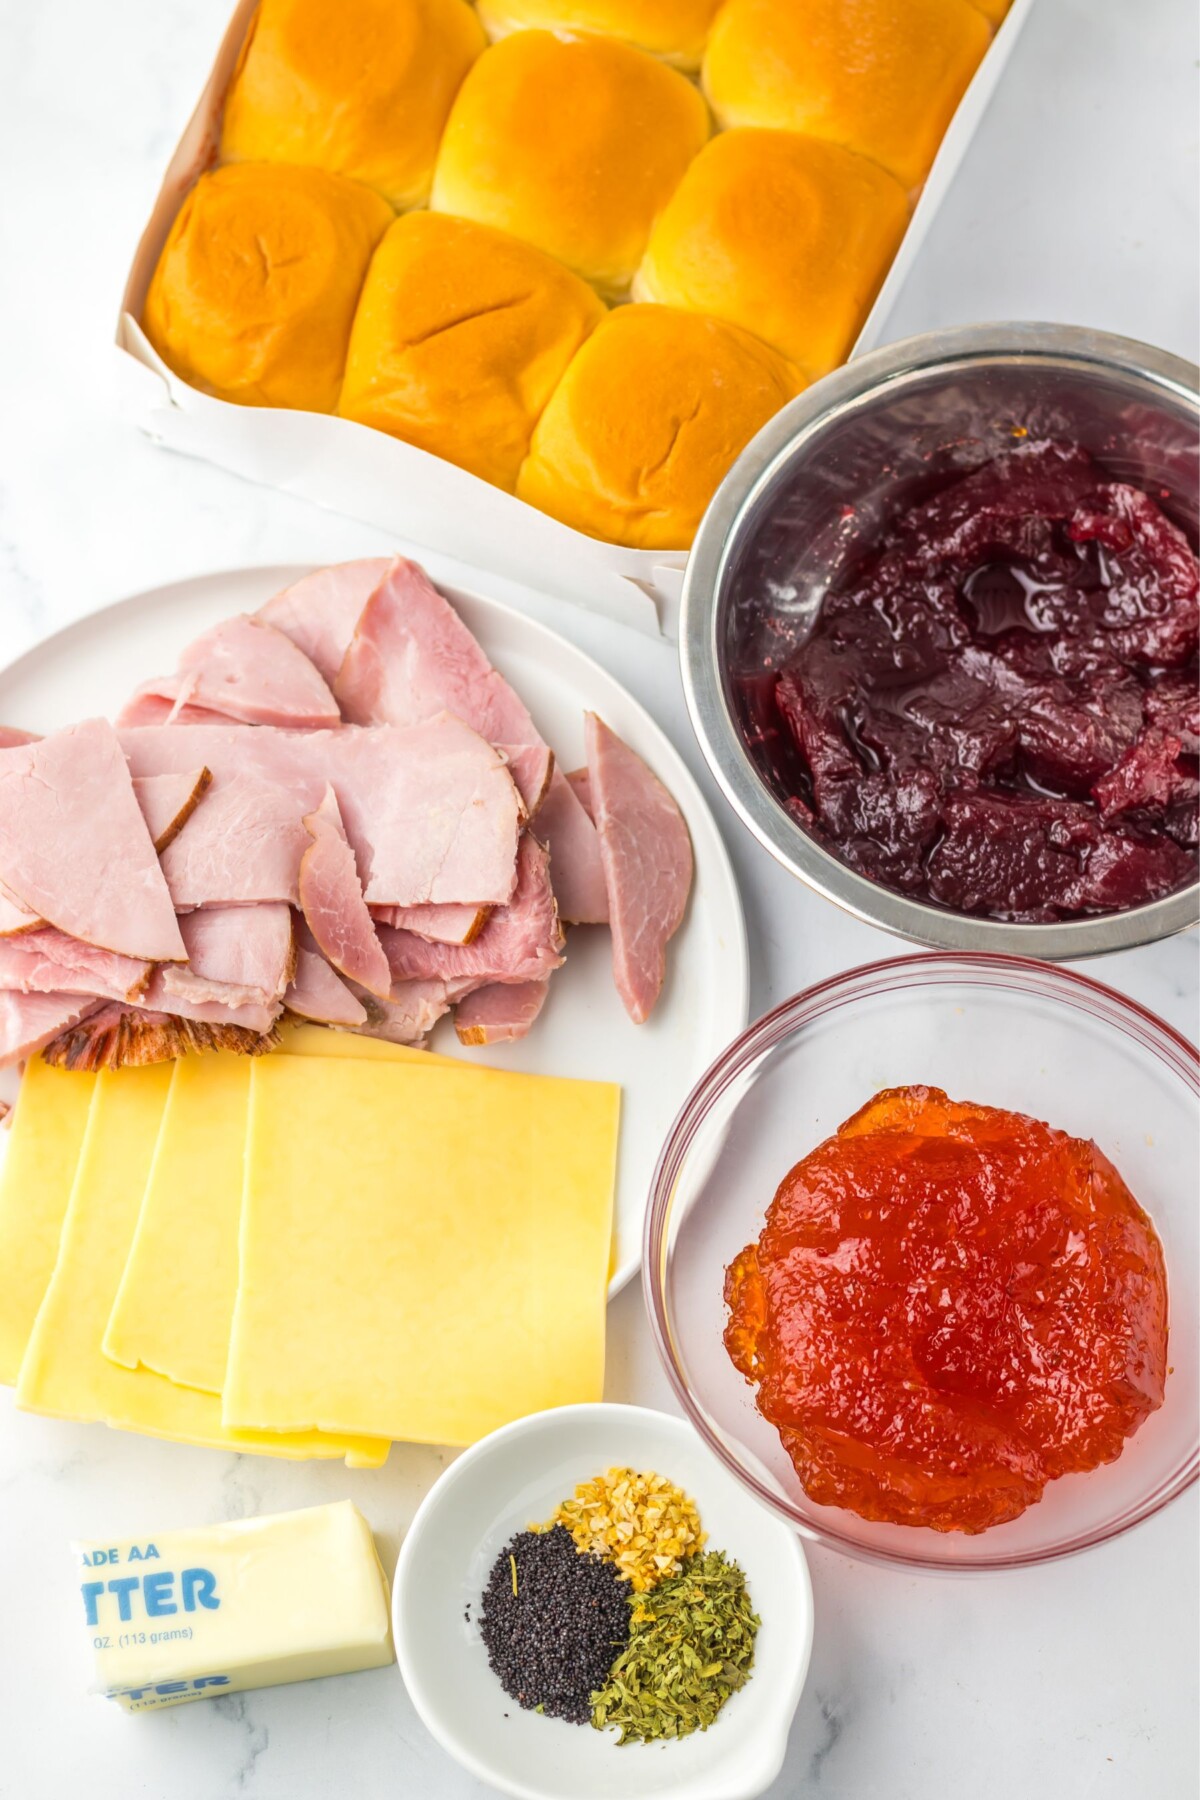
[0,1029,619,1463]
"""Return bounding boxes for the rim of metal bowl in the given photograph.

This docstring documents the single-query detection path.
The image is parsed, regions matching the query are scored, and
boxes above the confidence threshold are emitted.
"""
[642,950,1200,1573]
[680,321,1200,960]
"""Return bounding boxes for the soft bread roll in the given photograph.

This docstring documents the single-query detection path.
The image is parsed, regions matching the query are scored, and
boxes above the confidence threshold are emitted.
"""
[143,164,393,412]
[475,0,723,70]
[220,0,485,209]
[635,131,909,379]
[702,0,990,191]
[517,306,800,549]
[338,213,605,491]
[430,31,710,296]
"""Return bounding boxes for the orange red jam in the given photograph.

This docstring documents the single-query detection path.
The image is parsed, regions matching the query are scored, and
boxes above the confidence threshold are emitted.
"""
[724,1086,1169,1533]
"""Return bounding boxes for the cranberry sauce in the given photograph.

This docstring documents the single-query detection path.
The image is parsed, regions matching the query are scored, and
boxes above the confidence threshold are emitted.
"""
[741,441,1199,921]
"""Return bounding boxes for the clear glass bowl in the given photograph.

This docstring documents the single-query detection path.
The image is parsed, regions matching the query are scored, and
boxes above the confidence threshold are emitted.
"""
[643,953,1198,1571]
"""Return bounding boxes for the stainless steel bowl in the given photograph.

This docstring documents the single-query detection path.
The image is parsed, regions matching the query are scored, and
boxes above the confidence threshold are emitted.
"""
[680,323,1199,958]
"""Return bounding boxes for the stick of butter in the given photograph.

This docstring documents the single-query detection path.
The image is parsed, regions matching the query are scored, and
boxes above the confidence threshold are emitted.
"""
[73,1501,393,1712]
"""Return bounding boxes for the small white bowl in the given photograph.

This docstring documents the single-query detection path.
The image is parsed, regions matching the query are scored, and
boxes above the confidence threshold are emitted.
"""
[393,1403,813,1800]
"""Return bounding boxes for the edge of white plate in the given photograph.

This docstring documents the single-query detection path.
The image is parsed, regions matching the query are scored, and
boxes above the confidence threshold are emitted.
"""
[0,568,750,1299]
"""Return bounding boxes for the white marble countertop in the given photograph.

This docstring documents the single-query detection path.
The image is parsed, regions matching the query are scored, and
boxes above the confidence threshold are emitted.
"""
[1,1,1197,1794]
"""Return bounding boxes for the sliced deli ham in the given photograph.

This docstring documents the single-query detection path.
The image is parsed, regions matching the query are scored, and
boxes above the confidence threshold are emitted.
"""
[285,948,369,1028]
[0,991,105,1067]
[332,557,604,898]
[370,902,488,945]
[533,769,609,925]
[133,769,212,851]
[586,713,693,1024]
[0,930,151,1002]
[298,786,391,999]
[378,834,564,989]
[0,719,186,962]
[566,767,594,822]
[134,615,341,730]
[258,558,392,686]
[122,716,523,909]
[455,979,550,1046]
[161,905,295,1010]
[349,979,450,1046]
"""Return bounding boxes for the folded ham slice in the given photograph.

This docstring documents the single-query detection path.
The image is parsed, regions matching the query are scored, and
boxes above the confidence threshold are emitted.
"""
[160,905,295,1010]
[0,930,151,1002]
[0,991,105,1067]
[258,559,393,686]
[586,713,693,1024]
[454,979,550,1045]
[332,558,603,907]
[133,769,212,851]
[285,947,368,1028]
[130,615,341,730]
[298,787,391,999]
[378,834,564,989]
[122,716,523,910]
[0,719,186,962]
[370,902,488,945]
[0,727,38,748]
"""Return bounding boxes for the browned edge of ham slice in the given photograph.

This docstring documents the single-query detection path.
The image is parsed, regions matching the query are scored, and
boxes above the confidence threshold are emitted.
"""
[41,1004,280,1071]
[586,712,694,1025]
[454,979,550,1045]
[133,769,213,852]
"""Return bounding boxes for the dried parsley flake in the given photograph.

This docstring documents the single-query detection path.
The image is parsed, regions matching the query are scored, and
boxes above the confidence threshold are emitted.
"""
[589,1549,759,1744]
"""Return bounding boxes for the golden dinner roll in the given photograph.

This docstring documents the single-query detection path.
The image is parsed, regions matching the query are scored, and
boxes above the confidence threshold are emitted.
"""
[430,31,710,296]
[475,0,723,70]
[220,0,486,209]
[143,164,393,412]
[338,213,605,491]
[635,131,909,378]
[702,0,990,191]
[517,306,801,549]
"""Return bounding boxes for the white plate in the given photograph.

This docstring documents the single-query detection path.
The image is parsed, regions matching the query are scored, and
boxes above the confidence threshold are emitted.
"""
[393,1403,813,1800]
[0,566,748,1295]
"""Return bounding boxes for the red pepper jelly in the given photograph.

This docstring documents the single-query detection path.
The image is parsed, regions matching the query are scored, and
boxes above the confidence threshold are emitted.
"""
[724,1087,1169,1534]
[744,441,1198,921]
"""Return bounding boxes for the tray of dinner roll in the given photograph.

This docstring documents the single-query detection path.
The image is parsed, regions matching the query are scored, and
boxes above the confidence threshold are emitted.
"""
[117,0,1033,635]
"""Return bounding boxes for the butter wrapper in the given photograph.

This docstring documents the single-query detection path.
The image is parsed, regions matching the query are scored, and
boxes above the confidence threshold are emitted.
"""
[73,1500,393,1712]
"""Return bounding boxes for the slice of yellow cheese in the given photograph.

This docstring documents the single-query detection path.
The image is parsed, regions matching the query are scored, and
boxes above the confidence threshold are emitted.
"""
[103,1031,454,1394]
[104,1053,249,1394]
[16,1065,388,1467]
[224,1054,620,1446]
[0,1060,97,1385]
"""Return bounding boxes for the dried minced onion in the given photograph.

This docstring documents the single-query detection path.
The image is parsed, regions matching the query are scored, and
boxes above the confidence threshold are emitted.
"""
[546,1467,706,1592]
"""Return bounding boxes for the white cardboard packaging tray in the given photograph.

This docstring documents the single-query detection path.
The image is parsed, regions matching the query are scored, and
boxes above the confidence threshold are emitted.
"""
[116,0,1034,638]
